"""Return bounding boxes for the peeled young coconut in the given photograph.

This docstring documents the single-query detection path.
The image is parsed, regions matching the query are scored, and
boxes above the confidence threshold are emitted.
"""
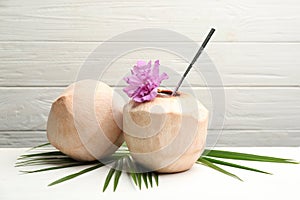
[123,90,208,173]
[47,80,124,161]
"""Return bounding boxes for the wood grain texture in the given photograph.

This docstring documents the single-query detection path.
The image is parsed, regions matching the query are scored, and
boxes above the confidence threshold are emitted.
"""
[1,130,299,147]
[0,0,299,42]
[1,42,300,87]
[0,88,62,131]
[0,131,47,147]
[1,0,299,147]
[207,130,300,147]
[0,87,300,131]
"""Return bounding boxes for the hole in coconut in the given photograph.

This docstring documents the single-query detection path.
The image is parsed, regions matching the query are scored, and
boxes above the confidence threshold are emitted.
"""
[157,89,180,97]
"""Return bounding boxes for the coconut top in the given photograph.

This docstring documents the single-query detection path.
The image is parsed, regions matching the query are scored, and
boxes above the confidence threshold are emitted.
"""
[124,91,208,121]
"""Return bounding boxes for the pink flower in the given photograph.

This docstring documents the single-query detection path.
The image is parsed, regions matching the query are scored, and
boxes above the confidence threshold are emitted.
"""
[123,60,169,102]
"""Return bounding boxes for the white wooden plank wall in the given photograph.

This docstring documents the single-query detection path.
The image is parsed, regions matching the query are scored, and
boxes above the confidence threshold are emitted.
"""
[0,0,300,147]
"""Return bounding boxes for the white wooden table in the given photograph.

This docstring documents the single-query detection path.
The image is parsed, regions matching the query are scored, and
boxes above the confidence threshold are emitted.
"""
[1,147,299,200]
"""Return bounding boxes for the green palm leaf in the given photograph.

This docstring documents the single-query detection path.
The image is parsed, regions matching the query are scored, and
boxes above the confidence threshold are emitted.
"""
[202,157,272,175]
[126,157,138,185]
[16,160,79,167]
[20,163,92,174]
[129,172,138,185]
[136,173,142,190]
[16,143,298,192]
[203,150,299,164]
[48,163,104,186]
[28,142,51,151]
[103,162,117,192]
[114,159,123,191]
[197,158,243,181]
[142,173,149,189]
[147,172,153,187]
[16,157,76,165]
[18,151,65,159]
[153,172,159,186]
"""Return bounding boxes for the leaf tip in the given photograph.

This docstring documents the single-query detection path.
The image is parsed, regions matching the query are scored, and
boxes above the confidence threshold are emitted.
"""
[48,183,55,187]
[102,185,108,192]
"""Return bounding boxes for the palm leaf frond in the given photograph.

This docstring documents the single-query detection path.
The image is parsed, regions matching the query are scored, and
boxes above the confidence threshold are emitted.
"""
[153,172,159,186]
[103,162,117,192]
[203,150,299,164]
[201,157,272,175]
[20,163,92,174]
[127,157,138,185]
[48,163,104,186]
[113,159,123,191]
[136,173,142,189]
[147,172,153,187]
[197,158,243,181]
[18,151,65,159]
[142,173,149,189]
[28,143,51,151]
[16,143,298,192]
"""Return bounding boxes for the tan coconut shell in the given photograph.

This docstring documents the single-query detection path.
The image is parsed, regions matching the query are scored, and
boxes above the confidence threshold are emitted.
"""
[47,80,124,161]
[123,91,208,173]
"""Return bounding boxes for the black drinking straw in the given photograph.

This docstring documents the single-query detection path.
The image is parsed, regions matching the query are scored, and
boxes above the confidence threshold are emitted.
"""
[172,28,215,96]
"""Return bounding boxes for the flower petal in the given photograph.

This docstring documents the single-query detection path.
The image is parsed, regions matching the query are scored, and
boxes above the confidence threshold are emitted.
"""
[152,60,160,80]
[158,72,169,83]
[123,85,139,97]
[139,88,157,102]
[124,75,143,85]
[123,60,168,102]
[136,60,147,67]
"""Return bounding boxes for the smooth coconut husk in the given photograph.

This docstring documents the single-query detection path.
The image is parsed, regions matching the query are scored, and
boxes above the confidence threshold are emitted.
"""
[123,91,208,173]
[47,80,124,161]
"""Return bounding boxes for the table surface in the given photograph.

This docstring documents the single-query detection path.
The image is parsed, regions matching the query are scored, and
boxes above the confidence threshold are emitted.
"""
[1,147,299,200]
